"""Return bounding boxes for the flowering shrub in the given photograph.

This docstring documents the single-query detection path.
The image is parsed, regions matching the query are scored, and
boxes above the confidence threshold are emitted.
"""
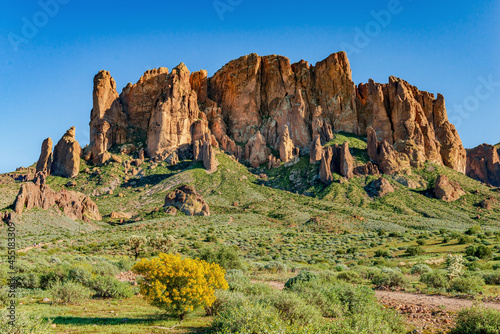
[133,253,228,321]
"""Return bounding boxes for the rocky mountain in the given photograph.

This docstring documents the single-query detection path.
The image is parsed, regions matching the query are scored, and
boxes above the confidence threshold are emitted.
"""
[79,51,466,177]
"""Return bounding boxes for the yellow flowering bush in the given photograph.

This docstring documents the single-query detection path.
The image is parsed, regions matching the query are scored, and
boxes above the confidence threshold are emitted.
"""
[132,253,228,320]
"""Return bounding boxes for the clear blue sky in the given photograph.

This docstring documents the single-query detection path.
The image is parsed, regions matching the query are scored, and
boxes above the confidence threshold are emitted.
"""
[1,0,499,173]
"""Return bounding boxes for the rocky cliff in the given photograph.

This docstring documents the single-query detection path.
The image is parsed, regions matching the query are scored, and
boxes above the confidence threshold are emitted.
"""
[466,144,500,187]
[84,51,466,175]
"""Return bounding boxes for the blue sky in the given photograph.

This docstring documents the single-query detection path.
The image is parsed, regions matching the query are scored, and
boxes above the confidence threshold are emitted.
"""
[0,0,499,173]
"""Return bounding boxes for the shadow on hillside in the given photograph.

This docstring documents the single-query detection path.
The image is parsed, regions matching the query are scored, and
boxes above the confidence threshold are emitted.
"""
[121,161,193,189]
[50,315,177,326]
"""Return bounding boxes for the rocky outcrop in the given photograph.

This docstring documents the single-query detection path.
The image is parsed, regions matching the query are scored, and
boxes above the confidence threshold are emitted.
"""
[146,64,201,158]
[36,138,53,174]
[466,144,500,187]
[309,135,323,163]
[88,71,127,164]
[358,77,466,173]
[245,131,270,168]
[354,161,380,176]
[279,125,298,163]
[367,127,410,175]
[433,174,465,202]
[365,177,394,197]
[164,185,209,216]
[14,172,101,222]
[319,142,354,184]
[202,141,218,173]
[51,127,81,178]
[268,155,281,169]
[339,142,354,179]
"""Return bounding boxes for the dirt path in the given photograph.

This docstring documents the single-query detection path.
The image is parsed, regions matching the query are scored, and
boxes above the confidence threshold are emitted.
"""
[375,290,500,311]
[17,239,63,253]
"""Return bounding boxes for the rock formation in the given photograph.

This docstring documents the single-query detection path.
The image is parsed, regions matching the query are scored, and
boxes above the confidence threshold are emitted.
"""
[309,135,323,163]
[466,144,500,187]
[82,51,466,176]
[365,177,394,197]
[358,77,466,173]
[14,172,101,222]
[433,174,465,202]
[51,127,81,178]
[36,138,53,174]
[367,127,410,175]
[202,141,218,173]
[319,142,354,184]
[339,142,354,179]
[245,131,270,168]
[279,125,298,163]
[164,185,209,216]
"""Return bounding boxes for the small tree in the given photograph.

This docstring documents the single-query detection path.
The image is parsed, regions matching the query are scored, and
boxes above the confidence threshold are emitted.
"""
[150,233,175,254]
[128,235,148,260]
[132,253,228,322]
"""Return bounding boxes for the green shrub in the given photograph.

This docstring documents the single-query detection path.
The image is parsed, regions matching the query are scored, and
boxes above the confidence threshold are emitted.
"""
[210,300,288,333]
[39,269,68,289]
[449,276,484,294]
[465,245,493,259]
[404,246,424,256]
[410,264,431,275]
[465,225,481,235]
[284,271,318,289]
[67,268,92,286]
[91,260,119,277]
[199,246,244,270]
[51,282,92,304]
[337,271,363,283]
[89,276,133,299]
[451,306,500,334]
[259,291,323,326]
[416,239,426,246]
[264,261,287,273]
[286,280,339,318]
[0,310,52,334]
[372,271,407,289]
[459,235,474,244]
[421,270,449,289]
[13,273,40,289]
[374,249,391,257]
[480,271,500,285]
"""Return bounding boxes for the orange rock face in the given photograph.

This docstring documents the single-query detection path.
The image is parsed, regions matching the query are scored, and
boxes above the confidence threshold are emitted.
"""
[51,127,81,178]
[36,138,52,174]
[466,144,500,187]
[358,77,466,173]
[85,51,466,175]
[14,172,101,222]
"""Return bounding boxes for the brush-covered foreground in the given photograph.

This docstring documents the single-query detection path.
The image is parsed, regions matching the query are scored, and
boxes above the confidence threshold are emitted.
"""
[1,133,500,333]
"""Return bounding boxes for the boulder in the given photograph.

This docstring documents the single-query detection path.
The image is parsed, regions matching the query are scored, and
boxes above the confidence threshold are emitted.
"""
[433,174,465,202]
[51,127,81,178]
[365,177,395,197]
[36,138,53,174]
[164,185,209,216]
